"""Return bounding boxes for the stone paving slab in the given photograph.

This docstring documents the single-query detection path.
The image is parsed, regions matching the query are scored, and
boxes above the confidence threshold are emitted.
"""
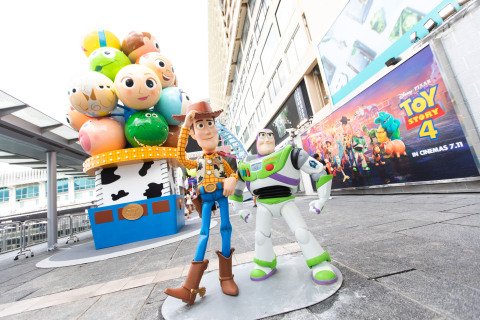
[307,263,444,320]
[378,269,480,320]
[0,194,478,319]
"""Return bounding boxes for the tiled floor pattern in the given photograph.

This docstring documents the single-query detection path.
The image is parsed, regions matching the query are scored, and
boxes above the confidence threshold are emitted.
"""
[0,243,302,317]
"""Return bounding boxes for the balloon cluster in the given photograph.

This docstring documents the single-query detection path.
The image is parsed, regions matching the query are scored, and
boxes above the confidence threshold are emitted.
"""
[66,30,191,156]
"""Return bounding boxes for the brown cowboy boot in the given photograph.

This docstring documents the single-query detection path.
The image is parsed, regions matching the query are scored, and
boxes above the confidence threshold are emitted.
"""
[216,248,239,296]
[164,259,209,305]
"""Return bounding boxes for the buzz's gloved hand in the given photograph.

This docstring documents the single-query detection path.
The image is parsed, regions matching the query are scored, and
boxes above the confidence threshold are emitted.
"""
[309,174,333,214]
[309,199,327,214]
[231,200,252,223]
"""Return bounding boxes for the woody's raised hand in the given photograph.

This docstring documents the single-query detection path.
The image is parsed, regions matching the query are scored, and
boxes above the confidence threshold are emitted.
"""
[184,110,197,128]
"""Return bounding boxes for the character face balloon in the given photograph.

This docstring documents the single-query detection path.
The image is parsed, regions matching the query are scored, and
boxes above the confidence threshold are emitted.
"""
[138,52,175,88]
[89,47,131,82]
[66,106,91,131]
[124,110,169,147]
[79,117,126,155]
[114,64,162,110]
[121,31,160,64]
[68,71,118,117]
[153,87,191,125]
[81,30,121,57]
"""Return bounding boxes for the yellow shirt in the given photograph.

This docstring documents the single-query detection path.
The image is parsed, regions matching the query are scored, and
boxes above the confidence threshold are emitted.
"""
[177,127,237,189]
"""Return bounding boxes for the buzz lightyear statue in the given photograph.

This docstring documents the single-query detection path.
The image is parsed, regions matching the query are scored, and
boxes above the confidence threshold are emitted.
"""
[230,129,337,284]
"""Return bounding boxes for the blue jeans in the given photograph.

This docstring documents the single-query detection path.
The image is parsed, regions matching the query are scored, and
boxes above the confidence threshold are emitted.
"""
[194,182,232,261]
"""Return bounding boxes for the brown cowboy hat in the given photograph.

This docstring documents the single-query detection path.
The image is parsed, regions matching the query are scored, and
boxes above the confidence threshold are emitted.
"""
[172,101,223,122]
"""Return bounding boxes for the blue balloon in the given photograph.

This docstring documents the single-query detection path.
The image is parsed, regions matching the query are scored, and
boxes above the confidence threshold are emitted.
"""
[153,87,191,125]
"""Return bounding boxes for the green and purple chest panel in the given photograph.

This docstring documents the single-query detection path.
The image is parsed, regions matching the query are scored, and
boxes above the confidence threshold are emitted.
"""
[239,145,292,182]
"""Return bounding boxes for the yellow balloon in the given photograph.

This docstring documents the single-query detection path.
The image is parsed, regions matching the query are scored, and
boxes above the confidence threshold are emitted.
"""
[81,30,121,57]
[186,168,196,177]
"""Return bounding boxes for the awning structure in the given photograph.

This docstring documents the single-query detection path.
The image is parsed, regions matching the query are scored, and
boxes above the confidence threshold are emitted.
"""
[0,90,89,175]
[0,90,92,250]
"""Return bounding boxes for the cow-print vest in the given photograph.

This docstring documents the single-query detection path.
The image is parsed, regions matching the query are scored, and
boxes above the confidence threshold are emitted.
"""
[196,154,227,184]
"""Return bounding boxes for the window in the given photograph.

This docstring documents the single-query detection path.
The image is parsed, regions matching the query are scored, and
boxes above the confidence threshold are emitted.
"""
[248,0,256,14]
[243,129,250,143]
[245,39,255,72]
[250,63,263,96]
[293,26,308,58]
[16,184,39,200]
[254,0,268,41]
[260,96,267,116]
[275,0,294,36]
[260,24,279,72]
[57,179,68,194]
[267,81,276,102]
[285,26,309,70]
[244,89,253,112]
[0,188,9,202]
[74,177,95,190]
[241,14,250,48]
[237,46,244,70]
[257,96,267,119]
[286,40,298,68]
[277,60,288,86]
[248,117,256,136]
[272,73,281,95]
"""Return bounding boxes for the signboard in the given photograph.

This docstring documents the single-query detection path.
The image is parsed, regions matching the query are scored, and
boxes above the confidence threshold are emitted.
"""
[302,45,479,189]
[318,0,456,104]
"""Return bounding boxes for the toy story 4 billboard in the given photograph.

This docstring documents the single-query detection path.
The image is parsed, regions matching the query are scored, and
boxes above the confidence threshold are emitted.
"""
[301,45,479,189]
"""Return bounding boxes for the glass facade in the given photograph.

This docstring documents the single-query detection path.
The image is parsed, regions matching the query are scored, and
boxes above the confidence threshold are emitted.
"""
[57,178,68,193]
[275,0,294,36]
[260,24,279,71]
[16,185,39,200]
[0,188,9,202]
[74,177,95,191]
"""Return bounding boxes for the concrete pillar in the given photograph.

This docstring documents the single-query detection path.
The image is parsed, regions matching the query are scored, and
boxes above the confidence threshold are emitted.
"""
[46,151,57,251]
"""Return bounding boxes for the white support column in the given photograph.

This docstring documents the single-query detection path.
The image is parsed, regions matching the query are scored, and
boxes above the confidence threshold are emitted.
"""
[46,151,58,251]
[68,177,75,203]
[8,186,16,213]
[38,181,47,208]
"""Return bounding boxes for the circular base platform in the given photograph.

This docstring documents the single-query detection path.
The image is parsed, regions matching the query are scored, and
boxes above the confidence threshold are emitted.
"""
[36,218,215,268]
[162,254,343,320]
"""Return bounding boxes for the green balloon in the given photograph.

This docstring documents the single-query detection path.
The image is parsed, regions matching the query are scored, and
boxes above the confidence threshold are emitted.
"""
[89,47,131,82]
[125,110,169,147]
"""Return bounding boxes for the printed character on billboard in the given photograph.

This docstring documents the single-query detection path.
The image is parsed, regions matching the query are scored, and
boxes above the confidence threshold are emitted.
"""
[333,155,350,182]
[230,129,338,285]
[374,111,401,140]
[352,128,370,171]
[340,116,355,168]
[164,102,239,305]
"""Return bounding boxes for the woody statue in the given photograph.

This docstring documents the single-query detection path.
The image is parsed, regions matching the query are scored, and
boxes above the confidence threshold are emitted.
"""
[164,101,239,305]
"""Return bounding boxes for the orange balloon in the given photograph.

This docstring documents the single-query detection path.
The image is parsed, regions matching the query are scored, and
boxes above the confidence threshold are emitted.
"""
[66,106,91,131]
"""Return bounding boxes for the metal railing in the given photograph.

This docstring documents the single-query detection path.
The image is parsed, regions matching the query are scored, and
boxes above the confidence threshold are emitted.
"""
[0,212,91,259]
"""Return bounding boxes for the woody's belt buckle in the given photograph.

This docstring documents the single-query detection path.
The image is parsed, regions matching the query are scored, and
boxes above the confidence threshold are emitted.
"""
[204,183,217,193]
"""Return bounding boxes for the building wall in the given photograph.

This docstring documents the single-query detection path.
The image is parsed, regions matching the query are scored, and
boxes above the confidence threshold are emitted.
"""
[0,170,95,219]
[210,0,331,148]
[435,2,480,166]
[209,0,480,194]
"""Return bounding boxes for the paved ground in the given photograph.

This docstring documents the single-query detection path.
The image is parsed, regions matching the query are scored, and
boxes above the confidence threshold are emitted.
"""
[0,193,479,319]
